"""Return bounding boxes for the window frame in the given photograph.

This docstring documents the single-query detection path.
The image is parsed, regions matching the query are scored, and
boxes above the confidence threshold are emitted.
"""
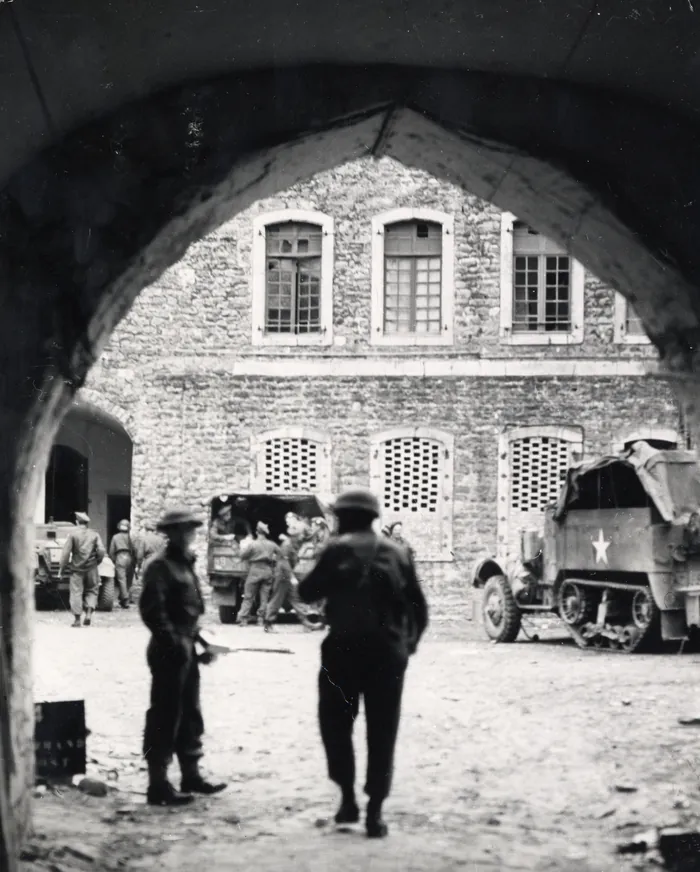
[252,210,334,347]
[499,213,584,346]
[369,426,454,561]
[613,292,651,345]
[249,427,332,494]
[370,208,455,347]
[496,426,584,560]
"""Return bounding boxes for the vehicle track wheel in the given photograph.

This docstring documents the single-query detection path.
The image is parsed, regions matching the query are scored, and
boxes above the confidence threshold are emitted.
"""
[219,606,238,624]
[631,589,657,631]
[557,581,592,626]
[482,575,521,643]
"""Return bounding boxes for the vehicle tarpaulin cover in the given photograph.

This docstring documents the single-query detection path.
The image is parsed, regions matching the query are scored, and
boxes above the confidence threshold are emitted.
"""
[552,441,700,524]
[209,493,332,541]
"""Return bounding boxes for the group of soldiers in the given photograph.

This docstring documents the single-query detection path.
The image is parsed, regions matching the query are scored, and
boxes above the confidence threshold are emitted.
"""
[59,512,164,627]
[136,488,429,840]
[210,504,333,631]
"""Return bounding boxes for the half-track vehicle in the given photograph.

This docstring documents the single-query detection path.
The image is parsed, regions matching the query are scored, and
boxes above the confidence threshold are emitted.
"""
[34,520,116,611]
[472,442,700,652]
[207,492,332,624]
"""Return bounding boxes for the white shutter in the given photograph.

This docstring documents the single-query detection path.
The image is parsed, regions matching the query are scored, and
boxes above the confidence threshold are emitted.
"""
[380,436,446,559]
[262,438,319,493]
[507,435,573,554]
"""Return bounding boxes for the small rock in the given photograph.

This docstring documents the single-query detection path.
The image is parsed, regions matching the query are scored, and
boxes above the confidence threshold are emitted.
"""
[161,834,185,842]
[116,806,139,816]
[33,785,47,798]
[622,699,632,706]
[64,842,98,863]
[486,817,501,826]
[180,817,204,826]
[678,716,700,726]
[314,818,328,828]
[614,783,639,794]
[105,769,119,782]
[77,778,108,798]
[222,814,241,826]
[594,804,617,820]
[673,797,691,810]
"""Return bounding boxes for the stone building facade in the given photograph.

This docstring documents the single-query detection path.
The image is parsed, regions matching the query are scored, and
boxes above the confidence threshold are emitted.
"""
[59,157,686,619]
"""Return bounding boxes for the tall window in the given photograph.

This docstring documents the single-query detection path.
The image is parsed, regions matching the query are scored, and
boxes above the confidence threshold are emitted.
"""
[251,428,332,494]
[499,213,584,345]
[497,427,583,558]
[512,221,571,333]
[370,428,454,560]
[625,304,645,337]
[265,222,322,335]
[383,221,442,335]
[252,211,333,347]
[370,209,454,346]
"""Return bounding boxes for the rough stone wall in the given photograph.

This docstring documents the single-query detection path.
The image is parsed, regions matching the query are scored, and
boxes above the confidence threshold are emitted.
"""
[89,371,678,620]
[98,156,657,372]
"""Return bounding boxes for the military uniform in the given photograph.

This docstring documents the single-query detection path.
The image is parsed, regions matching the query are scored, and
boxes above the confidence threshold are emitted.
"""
[109,521,137,607]
[265,534,317,630]
[59,513,106,626]
[139,507,226,806]
[137,529,164,570]
[237,526,281,626]
[298,488,428,838]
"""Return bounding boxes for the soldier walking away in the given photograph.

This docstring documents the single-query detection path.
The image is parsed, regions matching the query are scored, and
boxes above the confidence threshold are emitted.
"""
[298,488,429,839]
[139,507,227,807]
[237,521,280,630]
[109,519,138,608]
[59,512,106,628]
[136,521,164,573]
[264,532,320,631]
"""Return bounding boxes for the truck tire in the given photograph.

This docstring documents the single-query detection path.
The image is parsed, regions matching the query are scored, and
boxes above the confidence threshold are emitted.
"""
[481,575,522,643]
[97,578,115,612]
[219,606,238,624]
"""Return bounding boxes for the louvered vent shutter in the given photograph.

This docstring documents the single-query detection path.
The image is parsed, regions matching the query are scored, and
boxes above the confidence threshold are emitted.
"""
[507,435,573,554]
[262,438,319,493]
[380,436,447,558]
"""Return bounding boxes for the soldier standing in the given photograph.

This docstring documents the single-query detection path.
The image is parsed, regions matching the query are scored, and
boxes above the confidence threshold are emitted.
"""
[139,508,227,806]
[237,521,280,630]
[137,521,164,573]
[59,512,106,628]
[109,519,138,608]
[298,488,429,838]
[264,532,320,631]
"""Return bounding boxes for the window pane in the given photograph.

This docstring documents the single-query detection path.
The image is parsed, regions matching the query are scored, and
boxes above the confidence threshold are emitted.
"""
[513,254,571,333]
[625,303,646,336]
[266,221,323,257]
[296,258,321,334]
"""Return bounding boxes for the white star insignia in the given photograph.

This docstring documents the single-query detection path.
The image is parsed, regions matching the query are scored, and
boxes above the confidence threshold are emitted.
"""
[592,529,610,565]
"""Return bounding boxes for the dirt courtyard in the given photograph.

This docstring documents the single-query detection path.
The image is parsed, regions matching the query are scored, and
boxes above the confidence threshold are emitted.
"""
[19,608,700,871]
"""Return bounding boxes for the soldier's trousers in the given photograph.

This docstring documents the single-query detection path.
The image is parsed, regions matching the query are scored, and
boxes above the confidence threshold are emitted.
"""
[318,634,408,802]
[265,568,313,624]
[114,554,135,605]
[143,638,203,774]
[68,568,99,616]
[237,574,273,623]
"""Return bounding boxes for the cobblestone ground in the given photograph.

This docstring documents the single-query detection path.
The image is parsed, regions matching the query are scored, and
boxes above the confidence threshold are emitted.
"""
[19,606,700,872]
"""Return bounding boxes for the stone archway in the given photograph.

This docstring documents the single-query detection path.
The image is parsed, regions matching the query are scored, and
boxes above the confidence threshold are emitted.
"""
[3,66,700,860]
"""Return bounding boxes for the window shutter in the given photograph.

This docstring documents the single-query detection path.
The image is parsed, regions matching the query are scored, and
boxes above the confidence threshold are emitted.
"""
[262,438,319,493]
[380,436,448,559]
[507,435,574,553]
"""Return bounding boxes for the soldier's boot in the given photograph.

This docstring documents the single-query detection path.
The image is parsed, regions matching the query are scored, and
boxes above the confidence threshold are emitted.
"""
[83,608,94,627]
[180,761,227,796]
[334,787,360,825]
[263,621,275,633]
[71,615,82,628]
[147,762,194,807]
[366,798,388,839]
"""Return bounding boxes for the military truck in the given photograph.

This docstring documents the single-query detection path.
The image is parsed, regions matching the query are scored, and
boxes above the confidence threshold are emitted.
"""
[34,520,116,611]
[207,492,332,624]
[472,442,700,652]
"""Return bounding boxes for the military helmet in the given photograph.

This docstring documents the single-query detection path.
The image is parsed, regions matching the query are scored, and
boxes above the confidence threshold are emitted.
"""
[117,519,130,532]
[332,488,380,518]
[156,508,203,532]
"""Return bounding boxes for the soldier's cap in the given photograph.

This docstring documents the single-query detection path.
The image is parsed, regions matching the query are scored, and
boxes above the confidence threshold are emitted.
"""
[256,521,270,535]
[332,488,380,518]
[117,519,130,531]
[156,508,203,531]
[75,511,90,524]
